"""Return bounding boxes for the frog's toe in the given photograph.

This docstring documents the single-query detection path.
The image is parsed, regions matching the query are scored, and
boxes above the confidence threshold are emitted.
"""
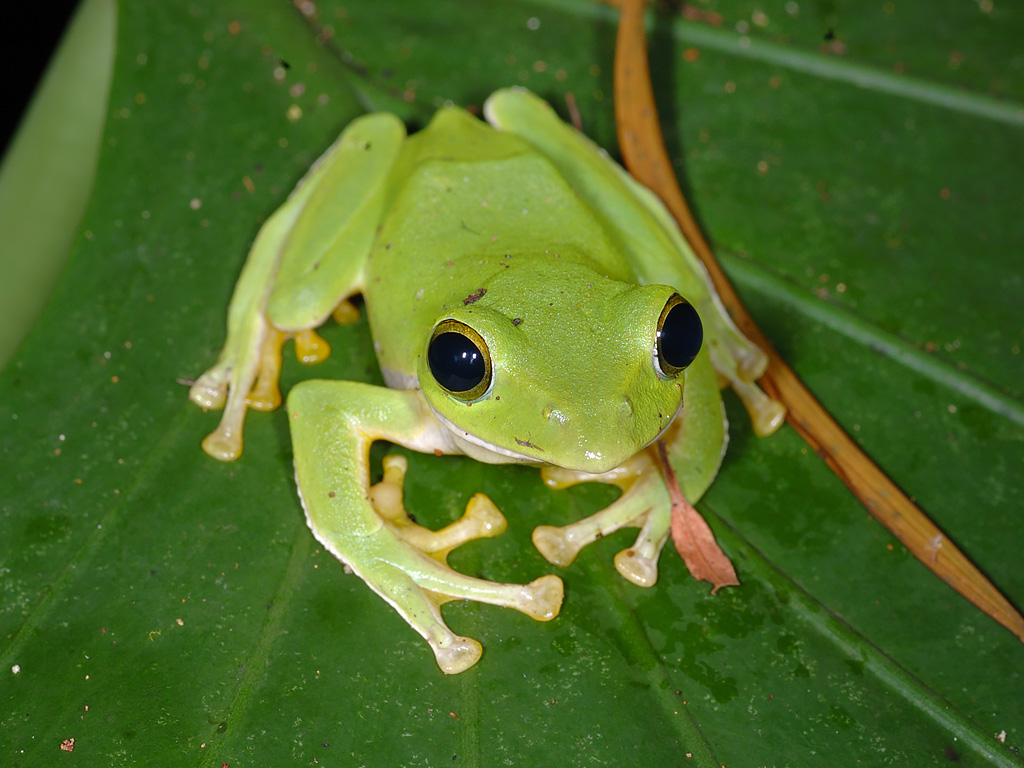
[464,493,506,536]
[189,368,228,409]
[737,345,769,381]
[541,463,633,490]
[400,495,509,555]
[433,636,483,675]
[732,378,786,437]
[370,454,510,554]
[614,548,659,587]
[435,493,508,549]
[368,454,409,523]
[540,465,586,490]
[199,383,253,461]
[364,552,561,672]
[517,574,563,620]
[331,299,361,325]
[533,477,652,568]
[534,464,677,586]
[201,425,243,462]
[293,327,331,364]
[532,524,583,567]
[246,370,282,411]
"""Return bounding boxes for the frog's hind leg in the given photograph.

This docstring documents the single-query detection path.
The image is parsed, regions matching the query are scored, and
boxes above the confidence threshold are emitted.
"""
[485,88,785,438]
[190,113,406,461]
[190,196,308,460]
[263,113,407,335]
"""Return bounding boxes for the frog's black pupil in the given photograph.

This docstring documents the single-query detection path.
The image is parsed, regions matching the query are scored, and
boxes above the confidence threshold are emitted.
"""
[660,300,703,370]
[428,332,486,394]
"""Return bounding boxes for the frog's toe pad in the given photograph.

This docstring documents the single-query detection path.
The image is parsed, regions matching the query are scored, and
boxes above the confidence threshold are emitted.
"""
[433,636,483,675]
[410,495,507,554]
[294,328,331,364]
[462,494,507,539]
[517,575,564,621]
[201,426,243,462]
[738,346,769,381]
[756,399,787,437]
[189,369,228,409]
[732,378,786,437]
[614,548,659,587]
[368,455,408,522]
[331,299,361,326]
[246,379,282,411]
[532,525,582,567]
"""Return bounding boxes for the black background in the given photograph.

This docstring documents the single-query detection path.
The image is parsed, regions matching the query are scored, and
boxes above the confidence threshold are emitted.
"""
[2,0,81,159]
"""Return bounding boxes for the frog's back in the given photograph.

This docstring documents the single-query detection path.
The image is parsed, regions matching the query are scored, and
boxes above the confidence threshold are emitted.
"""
[364,108,634,377]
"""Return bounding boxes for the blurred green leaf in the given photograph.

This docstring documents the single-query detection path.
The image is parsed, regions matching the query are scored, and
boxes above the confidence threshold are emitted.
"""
[0,0,115,366]
[2,1,1021,766]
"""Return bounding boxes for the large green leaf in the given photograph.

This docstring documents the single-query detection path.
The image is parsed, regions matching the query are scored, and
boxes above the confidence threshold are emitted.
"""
[2,0,1021,765]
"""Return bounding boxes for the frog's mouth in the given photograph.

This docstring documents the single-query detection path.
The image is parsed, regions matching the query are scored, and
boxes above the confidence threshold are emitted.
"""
[646,400,684,447]
[428,406,547,466]
[426,398,684,474]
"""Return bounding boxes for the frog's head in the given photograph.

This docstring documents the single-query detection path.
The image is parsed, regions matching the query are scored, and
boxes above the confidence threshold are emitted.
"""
[417,260,703,473]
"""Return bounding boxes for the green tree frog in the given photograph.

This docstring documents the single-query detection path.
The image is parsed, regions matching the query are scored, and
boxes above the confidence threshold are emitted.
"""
[189,88,784,674]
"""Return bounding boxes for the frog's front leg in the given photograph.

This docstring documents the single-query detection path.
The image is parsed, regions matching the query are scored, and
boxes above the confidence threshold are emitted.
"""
[288,380,563,674]
[533,348,726,587]
[369,454,511,558]
[534,453,671,586]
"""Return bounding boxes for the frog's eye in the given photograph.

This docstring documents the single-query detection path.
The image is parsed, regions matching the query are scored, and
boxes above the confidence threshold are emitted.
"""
[427,320,493,400]
[655,294,703,378]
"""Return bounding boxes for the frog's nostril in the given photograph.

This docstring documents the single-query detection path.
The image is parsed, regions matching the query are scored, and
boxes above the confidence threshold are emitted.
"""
[542,405,569,425]
[622,395,635,418]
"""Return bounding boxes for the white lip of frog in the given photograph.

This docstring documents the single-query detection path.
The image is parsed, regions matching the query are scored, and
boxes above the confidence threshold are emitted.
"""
[425,395,684,473]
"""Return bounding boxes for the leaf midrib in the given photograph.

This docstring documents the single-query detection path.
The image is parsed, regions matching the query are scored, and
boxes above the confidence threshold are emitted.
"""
[704,509,1024,767]
[722,251,1024,426]
[531,0,1024,126]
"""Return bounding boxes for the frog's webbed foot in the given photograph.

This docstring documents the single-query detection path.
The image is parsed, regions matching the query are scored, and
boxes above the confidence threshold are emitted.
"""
[533,453,671,587]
